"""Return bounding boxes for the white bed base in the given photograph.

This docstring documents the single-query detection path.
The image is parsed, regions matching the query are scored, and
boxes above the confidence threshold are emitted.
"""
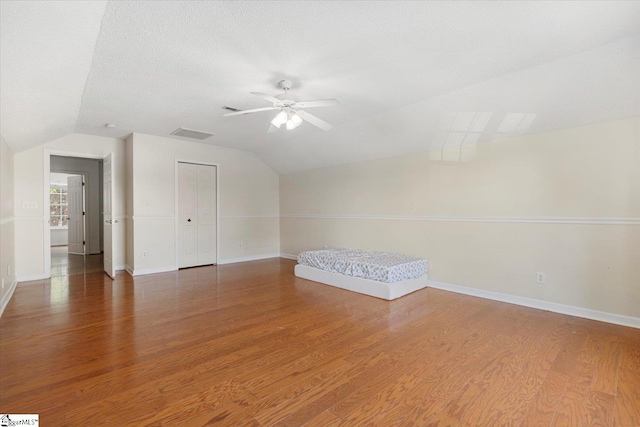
[294,264,429,300]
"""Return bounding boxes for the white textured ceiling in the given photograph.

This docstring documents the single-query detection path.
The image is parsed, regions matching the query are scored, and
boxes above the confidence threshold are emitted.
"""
[1,1,639,173]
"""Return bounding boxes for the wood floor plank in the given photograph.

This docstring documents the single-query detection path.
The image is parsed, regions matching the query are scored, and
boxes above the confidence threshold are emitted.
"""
[618,338,640,373]
[520,370,569,427]
[253,366,353,426]
[550,328,587,377]
[554,380,591,427]
[552,334,601,426]
[337,372,422,425]
[0,256,638,426]
[614,367,640,426]
[378,314,505,425]
[325,326,466,422]
[426,347,520,426]
[191,344,394,425]
[584,390,615,427]
[64,386,166,426]
[302,410,342,426]
[457,337,552,425]
[591,333,622,395]
[478,317,569,426]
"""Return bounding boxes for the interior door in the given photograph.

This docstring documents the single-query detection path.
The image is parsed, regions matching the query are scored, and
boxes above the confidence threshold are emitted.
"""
[197,164,217,265]
[67,175,85,254]
[178,163,199,268]
[103,153,115,278]
[178,162,217,268]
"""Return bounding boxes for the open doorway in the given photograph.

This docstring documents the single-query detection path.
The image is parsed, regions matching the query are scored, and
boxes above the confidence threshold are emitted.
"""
[49,156,104,277]
[49,172,84,255]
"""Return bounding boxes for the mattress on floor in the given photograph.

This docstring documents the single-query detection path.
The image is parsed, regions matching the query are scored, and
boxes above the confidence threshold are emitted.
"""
[297,248,428,283]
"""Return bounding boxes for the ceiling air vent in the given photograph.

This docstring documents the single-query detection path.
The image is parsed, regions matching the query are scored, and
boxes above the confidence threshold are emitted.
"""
[170,127,214,140]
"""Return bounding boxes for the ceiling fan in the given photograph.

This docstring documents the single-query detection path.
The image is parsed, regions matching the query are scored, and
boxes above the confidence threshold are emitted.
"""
[223,80,341,132]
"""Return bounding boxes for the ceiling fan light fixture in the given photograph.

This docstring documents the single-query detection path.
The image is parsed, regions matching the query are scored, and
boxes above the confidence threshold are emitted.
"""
[231,81,338,132]
[271,111,287,128]
[291,113,302,126]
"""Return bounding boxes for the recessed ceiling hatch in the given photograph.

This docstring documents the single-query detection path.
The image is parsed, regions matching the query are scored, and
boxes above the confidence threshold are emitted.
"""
[170,127,214,140]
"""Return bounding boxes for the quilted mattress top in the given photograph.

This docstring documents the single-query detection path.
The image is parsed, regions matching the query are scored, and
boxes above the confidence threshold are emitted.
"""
[297,248,428,283]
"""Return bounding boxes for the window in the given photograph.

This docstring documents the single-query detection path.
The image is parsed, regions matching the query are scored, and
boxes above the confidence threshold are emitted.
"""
[50,184,68,227]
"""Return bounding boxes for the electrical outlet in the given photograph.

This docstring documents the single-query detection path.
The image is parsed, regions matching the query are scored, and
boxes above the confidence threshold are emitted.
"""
[1,279,4,289]
[142,251,147,258]
[536,272,546,284]
[239,243,243,249]
[324,245,328,249]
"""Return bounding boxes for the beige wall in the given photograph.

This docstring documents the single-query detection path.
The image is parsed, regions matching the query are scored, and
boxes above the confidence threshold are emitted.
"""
[280,118,640,319]
[1,137,16,312]
[128,133,279,274]
[13,134,126,279]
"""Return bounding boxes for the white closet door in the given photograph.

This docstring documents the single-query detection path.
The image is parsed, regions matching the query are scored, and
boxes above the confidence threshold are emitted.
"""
[178,163,199,268]
[67,175,85,255]
[178,162,217,268]
[197,164,217,265]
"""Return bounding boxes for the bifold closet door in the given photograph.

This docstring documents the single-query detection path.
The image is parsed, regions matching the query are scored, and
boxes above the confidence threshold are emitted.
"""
[178,162,217,268]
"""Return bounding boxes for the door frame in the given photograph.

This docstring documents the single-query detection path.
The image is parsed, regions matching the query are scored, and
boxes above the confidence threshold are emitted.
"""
[175,159,220,268]
[43,149,111,278]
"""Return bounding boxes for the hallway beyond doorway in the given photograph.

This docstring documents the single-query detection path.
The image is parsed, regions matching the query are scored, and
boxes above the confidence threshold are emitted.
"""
[51,246,103,277]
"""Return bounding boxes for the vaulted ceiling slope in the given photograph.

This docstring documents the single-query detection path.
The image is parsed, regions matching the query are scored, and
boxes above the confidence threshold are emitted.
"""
[1,1,639,173]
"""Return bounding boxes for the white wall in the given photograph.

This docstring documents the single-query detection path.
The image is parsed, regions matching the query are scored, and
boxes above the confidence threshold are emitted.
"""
[127,133,279,275]
[50,158,103,253]
[50,229,68,246]
[11,131,279,280]
[0,137,17,315]
[280,118,640,322]
[13,134,126,280]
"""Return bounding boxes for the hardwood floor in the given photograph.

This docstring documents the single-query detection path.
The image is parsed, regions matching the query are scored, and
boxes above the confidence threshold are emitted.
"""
[1,257,639,426]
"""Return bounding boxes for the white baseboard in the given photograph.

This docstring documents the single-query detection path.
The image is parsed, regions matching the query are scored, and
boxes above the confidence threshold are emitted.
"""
[427,280,640,329]
[130,265,178,276]
[280,253,298,260]
[0,279,18,318]
[16,274,49,282]
[126,254,282,273]
[218,253,281,265]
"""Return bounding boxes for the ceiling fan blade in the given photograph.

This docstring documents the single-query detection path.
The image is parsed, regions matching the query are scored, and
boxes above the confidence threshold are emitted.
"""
[294,99,341,109]
[223,106,277,117]
[296,110,333,131]
[250,92,281,104]
[222,105,242,112]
